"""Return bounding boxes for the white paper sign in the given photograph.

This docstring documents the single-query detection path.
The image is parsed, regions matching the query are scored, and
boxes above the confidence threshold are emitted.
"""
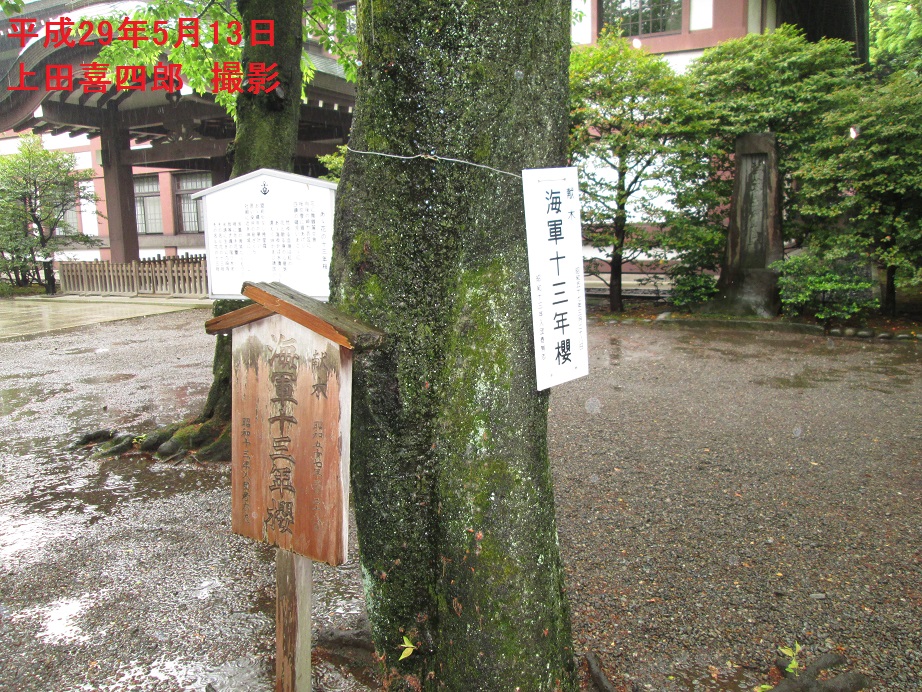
[523,167,589,391]
[195,168,336,300]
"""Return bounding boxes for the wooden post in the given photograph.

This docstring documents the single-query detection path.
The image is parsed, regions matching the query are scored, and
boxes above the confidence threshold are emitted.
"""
[276,549,312,692]
[200,258,208,296]
[99,121,140,263]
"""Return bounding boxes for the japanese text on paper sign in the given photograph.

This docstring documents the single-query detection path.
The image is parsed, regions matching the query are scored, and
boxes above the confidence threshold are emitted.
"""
[5,17,279,94]
[523,167,589,391]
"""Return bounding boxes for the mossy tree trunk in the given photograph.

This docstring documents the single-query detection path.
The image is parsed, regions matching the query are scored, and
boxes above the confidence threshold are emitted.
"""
[330,1,576,689]
[192,0,304,461]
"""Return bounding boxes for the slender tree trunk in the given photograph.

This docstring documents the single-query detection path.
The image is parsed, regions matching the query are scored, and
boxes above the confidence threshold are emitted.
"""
[609,168,629,314]
[331,1,576,689]
[883,265,897,317]
[42,260,55,295]
[609,248,624,313]
[184,0,304,460]
[609,214,627,313]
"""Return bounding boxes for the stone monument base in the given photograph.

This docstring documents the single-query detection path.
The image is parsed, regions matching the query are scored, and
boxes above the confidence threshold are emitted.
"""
[703,268,780,318]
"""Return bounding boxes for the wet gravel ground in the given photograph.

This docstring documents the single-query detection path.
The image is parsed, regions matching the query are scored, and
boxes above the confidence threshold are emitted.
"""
[1,310,920,691]
[0,310,366,692]
[551,321,921,691]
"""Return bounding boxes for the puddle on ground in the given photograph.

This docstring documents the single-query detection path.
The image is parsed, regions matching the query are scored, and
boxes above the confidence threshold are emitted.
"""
[0,370,55,381]
[852,361,916,389]
[0,511,70,561]
[108,339,153,348]
[204,655,273,691]
[101,654,271,691]
[665,663,763,691]
[313,648,379,691]
[61,347,98,356]
[249,589,276,617]
[0,385,72,416]
[244,570,375,691]
[169,383,212,409]
[7,595,93,644]
[752,367,846,389]
[37,596,91,644]
[312,576,366,631]
[609,335,622,365]
[79,373,136,385]
[674,341,764,363]
[8,452,228,522]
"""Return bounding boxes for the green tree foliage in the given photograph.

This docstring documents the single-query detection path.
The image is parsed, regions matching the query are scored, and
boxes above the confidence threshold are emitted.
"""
[0,135,100,294]
[663,26,859,290]
[870,0,922,75]
[685,25,857,186]
[98,0,357,118]
[795,71,922,315]
[569,30,688,312]
[317,143,347,182]
[0,0,22,15]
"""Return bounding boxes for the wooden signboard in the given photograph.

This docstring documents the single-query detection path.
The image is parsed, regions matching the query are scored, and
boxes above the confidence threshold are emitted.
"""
[232,313,350,565]
[206,282,386,566]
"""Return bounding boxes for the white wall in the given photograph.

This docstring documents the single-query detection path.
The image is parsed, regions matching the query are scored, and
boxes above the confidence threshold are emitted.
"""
[0,137,21,156]
[73,150,92,169]
[690,0,714,31]
[663,49,705,73]
[79,181,99,236]
[42,132,90,150]
[572,0,593,44]
[54,249,101,262]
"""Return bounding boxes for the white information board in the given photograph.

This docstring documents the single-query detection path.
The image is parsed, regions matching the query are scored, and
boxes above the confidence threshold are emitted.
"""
[523,167,589,391]
[194,169,336,300]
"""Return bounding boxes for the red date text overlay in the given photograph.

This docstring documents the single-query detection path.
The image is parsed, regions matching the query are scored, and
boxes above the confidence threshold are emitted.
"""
[6,17,279,94]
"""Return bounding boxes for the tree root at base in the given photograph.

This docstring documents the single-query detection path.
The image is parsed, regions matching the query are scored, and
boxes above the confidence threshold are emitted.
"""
[585,652,620,692]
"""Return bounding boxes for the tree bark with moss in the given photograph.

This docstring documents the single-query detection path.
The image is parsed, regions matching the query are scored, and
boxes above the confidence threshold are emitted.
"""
[330,1,576,689]
[166,0,305,461]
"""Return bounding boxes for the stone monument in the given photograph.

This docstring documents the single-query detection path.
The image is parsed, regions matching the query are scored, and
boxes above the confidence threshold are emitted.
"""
[713,133,783,317]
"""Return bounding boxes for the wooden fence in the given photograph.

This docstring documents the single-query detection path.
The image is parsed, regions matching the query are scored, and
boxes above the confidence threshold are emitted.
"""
[59,256,209,298]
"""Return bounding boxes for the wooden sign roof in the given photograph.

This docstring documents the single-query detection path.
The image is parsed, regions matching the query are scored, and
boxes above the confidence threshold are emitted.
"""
[205,281,385,352]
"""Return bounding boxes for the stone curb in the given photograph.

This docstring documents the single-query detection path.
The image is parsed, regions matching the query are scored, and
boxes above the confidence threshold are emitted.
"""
[605,314,921,341]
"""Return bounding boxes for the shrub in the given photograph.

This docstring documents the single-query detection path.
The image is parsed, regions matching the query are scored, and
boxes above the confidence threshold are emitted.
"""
[771,249,878,325]
[668,267,719,308]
